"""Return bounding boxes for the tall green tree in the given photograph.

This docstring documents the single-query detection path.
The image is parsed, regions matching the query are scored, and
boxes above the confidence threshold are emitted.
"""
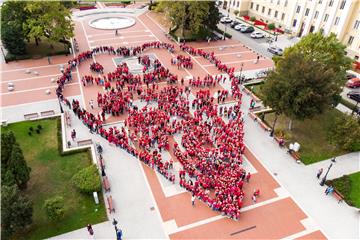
[263,32,352,131]
[328,115,360,151]
[0,1,27,55]
[263,51,338,131]
[23,1,74,46]
[1,185,33,240]
[8,143,31,189]
[1,131,31,189]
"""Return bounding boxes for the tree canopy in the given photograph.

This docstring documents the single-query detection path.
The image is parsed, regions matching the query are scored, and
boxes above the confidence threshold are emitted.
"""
[1,131,31,189]
[263,32,352,129]
[1,1,74,54]
[328,115,360,151]
[155,1,219,39]
[1,185,33,240]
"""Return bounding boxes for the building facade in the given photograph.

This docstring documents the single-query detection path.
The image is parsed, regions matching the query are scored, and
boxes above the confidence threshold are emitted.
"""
[223,0,360,60]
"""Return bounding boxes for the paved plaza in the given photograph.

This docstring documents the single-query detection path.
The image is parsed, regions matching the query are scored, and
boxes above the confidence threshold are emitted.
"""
[1,3,359,240]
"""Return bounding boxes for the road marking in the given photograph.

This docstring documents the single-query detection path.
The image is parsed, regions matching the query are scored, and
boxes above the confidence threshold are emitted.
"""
[0,82,79,96]
[194,50,252,58]
[1,72,76,84]
[197,43,244,50]
[1,63,68,73]
[89,34,156,43]
[202,58,260,67]
[88,29,150,38]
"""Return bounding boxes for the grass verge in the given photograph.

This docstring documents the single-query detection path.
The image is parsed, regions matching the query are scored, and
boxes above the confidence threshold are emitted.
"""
[327,172,360,208]
[261,109,347,164]
[2,118,107,240]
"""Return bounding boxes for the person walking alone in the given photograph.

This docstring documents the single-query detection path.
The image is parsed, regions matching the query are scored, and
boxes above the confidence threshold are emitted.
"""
[87,224,94,236]
[191,194,195,206]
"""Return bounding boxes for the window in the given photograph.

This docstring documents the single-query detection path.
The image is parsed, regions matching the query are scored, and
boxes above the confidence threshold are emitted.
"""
[250,2,254,9]
[348,36,354,45]
[329,0,334,7]
[262,6,265,13]
[354,20,360,29]
[284,0,288,7]
[296,6,301,13]
[293,19,297,27]
[268,8,272,16]
[324,14,329,22]
[334,17,340,25]
[305,8,310,16]
[340,0,346,9]
[314,11,319,19]
[275,10,278,18]
[318,0,322,3]
[281,13,285,20]
[277,0,280,5]
[237,1,240,7]
[256,4,259,11]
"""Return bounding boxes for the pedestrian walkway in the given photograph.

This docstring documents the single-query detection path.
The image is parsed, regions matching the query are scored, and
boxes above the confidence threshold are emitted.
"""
[50,221,114,239]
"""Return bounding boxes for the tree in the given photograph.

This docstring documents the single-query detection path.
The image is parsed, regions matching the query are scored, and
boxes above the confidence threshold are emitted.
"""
[23,1,74,46]
[328,115,360,151]
[1,132,31,189]
[262,51,338,131]
[44,196,65,220]
[0,1,27,55]
[1,185,33,240]
[250,16,256,21]
[8,143,31,189]
[267,23,275,30]
[72,165,101,193]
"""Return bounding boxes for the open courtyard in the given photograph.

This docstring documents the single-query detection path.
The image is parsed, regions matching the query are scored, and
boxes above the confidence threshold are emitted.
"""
[1,1,359,240]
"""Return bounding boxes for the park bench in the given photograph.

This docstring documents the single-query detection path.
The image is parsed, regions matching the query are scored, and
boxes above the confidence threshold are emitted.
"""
[40,110,55,117]
[248,112,257,121]
[99,157,105,170]
[77,139,93,146]
[249,106,262,112]
[333,189,344,203]
[289,150,301,163]
[258,120,271,131]
[251,93,261,102]
[64,111,71,127]
[243,87,251,95]
[103,176,110,192]
[107,195,115,213]
[24,113,39,120]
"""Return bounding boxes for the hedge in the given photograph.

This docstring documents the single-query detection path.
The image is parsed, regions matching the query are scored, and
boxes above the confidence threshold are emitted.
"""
[214,28,232,39]
[72,165,101,194]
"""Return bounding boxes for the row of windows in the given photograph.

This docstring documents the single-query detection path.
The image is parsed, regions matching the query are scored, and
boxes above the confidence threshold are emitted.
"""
[250,3,285,20]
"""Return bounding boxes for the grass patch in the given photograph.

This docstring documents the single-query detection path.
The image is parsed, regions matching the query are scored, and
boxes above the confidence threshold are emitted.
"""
[328,172,360,208]
[2,118,107,240]
[25,37,70,58]
[340,98,358,112]
[262,109,347,164]
[244,82,264,99]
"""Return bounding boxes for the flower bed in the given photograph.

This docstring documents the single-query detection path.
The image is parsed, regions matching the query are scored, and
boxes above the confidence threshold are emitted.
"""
[79,5,97,11]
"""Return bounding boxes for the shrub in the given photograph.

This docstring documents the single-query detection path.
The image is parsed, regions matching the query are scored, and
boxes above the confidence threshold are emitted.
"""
[268,23,276,30]
[43,196,65,220]
[250,16,256,21]
[233,10,239,16]
[72,165,101,193]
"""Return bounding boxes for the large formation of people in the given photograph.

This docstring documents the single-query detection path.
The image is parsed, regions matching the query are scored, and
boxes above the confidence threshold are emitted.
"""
[56,41,255,220]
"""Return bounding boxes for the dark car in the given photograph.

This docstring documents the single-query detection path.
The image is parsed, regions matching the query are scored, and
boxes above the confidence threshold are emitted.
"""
[347,91,360,103]
[230,21,240,28]
[240,26,255,33]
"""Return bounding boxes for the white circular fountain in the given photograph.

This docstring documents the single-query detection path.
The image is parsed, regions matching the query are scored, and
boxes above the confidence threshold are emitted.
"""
[89,17,135,30]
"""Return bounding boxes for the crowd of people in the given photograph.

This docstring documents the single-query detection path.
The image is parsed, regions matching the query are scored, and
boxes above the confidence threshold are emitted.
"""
[56,40,258,220]
[90,62,104,73]
[171,55,193,69]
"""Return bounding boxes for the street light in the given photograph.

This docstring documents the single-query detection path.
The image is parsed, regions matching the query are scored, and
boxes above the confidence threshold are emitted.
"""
[320,161,334,186]
[223,6,231,40]
[239,63,244,84]
[112,218,119,237]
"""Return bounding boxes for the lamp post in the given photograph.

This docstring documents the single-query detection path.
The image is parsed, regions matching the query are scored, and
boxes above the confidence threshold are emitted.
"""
[239,63,244,85]
[112,218,118,238]
[223,6,231,40]
[58,97,64,114]
[320,162,333,186]
[1,47,7,64]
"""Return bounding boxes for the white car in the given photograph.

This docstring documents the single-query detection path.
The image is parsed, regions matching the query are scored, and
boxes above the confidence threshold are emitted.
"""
[234,23,247,30]
[250,32,265,39]
[220,17,232,23]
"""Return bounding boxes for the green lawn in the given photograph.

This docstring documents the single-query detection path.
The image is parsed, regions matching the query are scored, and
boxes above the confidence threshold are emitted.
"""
[25,37,69,58]
[245,83,264,99]
[2,119,107,240]
[329,172,360,208]
[262,109,347,164]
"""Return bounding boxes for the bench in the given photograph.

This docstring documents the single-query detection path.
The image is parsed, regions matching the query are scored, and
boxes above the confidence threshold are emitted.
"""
[289,150,301,163]
[65,111,71,127]
[24,113,39,120]
[0,120,8,126]
[40,110,55,117]
[107,195,115,213]
[249,106,262,112]
[248,112,257,121]
[333,189,344,203]
[77,139,93,146]
[274,136,285,148]
[99,157,105,170]
[243,87,251,95]
[103,176,110,192]
[251,93,261,102]
[258,120,271,131]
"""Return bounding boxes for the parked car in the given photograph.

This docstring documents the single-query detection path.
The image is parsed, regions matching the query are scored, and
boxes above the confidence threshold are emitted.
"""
[230,21,240,28]
[234,23,247,31]
[267,46,283,56]
[347,91,360,103]
[346,78,360,88]
[250,32,265,39]
[240,26,255,33]
[220,17,232,23]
